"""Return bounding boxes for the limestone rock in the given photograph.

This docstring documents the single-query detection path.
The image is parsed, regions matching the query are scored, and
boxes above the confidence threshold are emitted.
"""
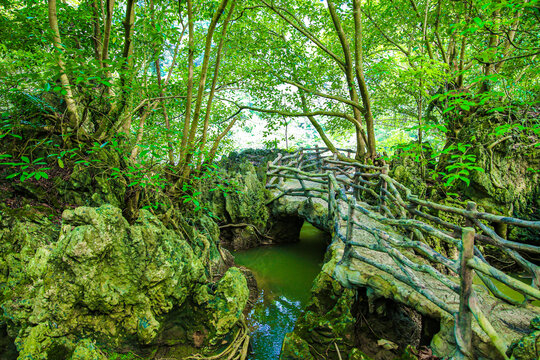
[70,339,106,360]
[507,316,540,360]
[202,160,270,249]
[208,267,249,338]
[280,332,314,360]
[0,204,248,359]
[281,271,356,359]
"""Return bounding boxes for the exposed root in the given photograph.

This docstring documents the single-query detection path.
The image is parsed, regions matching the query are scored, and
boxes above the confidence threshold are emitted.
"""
[219,223,274,242]
[185,318,250,360]
[333,342,343,360]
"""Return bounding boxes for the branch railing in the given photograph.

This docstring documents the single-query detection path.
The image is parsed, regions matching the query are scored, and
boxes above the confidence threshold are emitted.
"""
[265,147,540,360]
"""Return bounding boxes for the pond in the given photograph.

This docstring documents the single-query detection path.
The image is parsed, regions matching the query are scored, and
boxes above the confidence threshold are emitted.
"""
[232,222,330,360]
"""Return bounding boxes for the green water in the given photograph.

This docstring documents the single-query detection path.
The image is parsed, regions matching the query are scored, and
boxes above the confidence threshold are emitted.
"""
[474,273,540,307]
[233,222,329,360]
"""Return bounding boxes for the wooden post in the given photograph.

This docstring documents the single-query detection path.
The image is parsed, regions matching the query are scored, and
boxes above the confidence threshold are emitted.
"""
[346,198,355,242]
[277,155,284,186]
[465,201,477,227]
[456,227,475,359]
[353,172,360,200]
[379,165,389,208]
[328,174,335,225]
[339,198,356,265]
[315,144,321,171]
[297,148,304,169]
[265,160,272,186]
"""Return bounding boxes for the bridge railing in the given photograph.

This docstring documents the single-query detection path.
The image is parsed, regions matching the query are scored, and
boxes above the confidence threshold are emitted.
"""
[265,147,540,360]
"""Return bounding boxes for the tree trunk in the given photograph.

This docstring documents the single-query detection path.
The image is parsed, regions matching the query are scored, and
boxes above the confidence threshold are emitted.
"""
[208,116,239,164]
[197,0,236,170]
[91,0,103,65]
[101,0,115,98]
[47,0,80,130]
[328,0,369,159]
[183,0,230,173]
[352,0,376,158]
[178,0,195,170]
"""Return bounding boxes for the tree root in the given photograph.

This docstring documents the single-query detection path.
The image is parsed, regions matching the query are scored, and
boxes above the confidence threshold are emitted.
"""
[219,223,274,242]
[185,318,250,360]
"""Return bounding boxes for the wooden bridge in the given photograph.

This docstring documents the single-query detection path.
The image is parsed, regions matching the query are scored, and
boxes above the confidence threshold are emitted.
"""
[265,147,540,360]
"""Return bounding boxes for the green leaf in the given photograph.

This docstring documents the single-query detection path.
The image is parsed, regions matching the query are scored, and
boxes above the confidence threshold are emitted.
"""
[6,172,20,179]
[58,159,64,168]
[21,156,30,163]
[442,106,455,114]
[473,17,483,27]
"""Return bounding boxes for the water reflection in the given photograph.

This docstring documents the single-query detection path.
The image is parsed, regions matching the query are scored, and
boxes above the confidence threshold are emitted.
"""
[233,222,329,360]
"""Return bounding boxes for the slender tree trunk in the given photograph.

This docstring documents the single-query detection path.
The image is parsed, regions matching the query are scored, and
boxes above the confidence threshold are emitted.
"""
[183,0,229,174]
[480,9,500,93]
[284,118,288,150]
[130,102,158,161]
[116,0,136,113]
[102,0,115,98]
[197,0,236,170]
[48,0,80,130]
[96,0,135,139]
[352,0,376,158]
[91,0,103,66]
[328,0,370,159]
[156,61,175,164]
[207,116,238,164]
[101,0,114,65]
[178,0,195,170]
[149,0,175,165]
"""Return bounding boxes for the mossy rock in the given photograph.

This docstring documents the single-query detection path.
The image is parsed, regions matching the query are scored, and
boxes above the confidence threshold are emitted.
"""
[281,272,356,359]
[1,204,248,359]
[507,316,540,360]
[280,332,314,360]
[202,160,270,249]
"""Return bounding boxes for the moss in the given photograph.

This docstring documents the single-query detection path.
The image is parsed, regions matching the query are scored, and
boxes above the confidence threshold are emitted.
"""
[1,204,248,359]
[442,113,539,242]
[507,316,540,360]
[54,149,127,208]
[281,272,356,359]
[70,339,107,360]
[348,348,373,360]
[280,332,314,360]
[208,267,249,339]
[202,160,270,249]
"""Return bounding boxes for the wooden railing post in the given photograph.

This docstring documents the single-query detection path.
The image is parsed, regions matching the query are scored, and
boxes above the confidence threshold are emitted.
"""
[346,198,355,242]
[379,165,389,208]
[315,144,321,170]
[353,172,360,200]
[328,174,335,226]
[465,201,477,227]
[265,160,272,186]
[298,147,304,167]
[277,155,284,186]
[339,198,356,265]
[456,227,475,359]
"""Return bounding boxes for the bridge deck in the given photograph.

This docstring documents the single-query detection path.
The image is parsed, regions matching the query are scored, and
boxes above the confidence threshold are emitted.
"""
[271,179,538,359]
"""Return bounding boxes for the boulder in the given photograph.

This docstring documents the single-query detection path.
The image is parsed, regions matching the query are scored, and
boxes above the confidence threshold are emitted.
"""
[0,205,249,359]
